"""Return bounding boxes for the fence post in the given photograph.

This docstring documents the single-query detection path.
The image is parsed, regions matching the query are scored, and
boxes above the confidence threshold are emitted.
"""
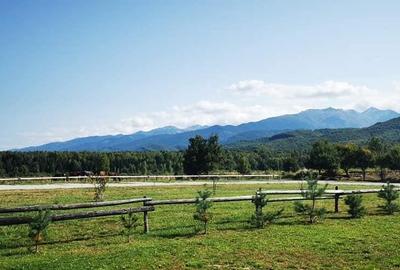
[334,186,339,213]
[212,178,217,195]
[143,196,149,233]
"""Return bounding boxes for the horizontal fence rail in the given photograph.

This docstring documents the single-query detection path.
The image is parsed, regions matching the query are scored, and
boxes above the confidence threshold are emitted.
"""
[0,197,152,214]
[0,206,155,226]
[146,196,335,206]
[1,187,397,231]
[0,174,278,182]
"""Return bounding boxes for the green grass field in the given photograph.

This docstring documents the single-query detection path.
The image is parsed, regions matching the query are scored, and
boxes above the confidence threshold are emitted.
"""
[1,183,399,269]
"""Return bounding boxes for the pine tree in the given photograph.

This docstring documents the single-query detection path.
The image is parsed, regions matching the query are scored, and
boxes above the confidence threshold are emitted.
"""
[120,210,139,243]
[193,190,213,234]
[28,210,51,253]
[344,194,366,218]
[378,182,399,214]
[249,189,283,228]
[294,179,327,224]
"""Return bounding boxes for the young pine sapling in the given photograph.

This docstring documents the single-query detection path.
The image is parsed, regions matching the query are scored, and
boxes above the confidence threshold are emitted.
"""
[294,179,328,224]
[120,210,139,243]
[378,182,399,215]
[250,189,283,228]
[193,190,213,234]
[92,176,108,202]
[344,193,366,218]
[28,209,51,253]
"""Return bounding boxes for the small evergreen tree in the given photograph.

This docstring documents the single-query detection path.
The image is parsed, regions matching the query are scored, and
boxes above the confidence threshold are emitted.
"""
[120,210,139,243]
[193,190,213,234]
[28,210,51,253]
[378,182,399,214]
[344,193,366,218]
[294,179,327,224]
[249,189,283,228]
[92,176,108,202]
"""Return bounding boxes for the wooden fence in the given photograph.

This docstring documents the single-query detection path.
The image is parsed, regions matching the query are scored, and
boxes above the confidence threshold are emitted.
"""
[2,186,397,233]
[0,174,278,182]
[0,197,154,230]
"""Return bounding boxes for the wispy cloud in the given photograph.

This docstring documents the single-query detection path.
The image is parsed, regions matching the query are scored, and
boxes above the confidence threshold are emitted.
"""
[227,80,368,98]
[113,101,276,134]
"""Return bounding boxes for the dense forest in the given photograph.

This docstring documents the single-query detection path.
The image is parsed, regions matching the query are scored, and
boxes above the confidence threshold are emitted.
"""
[0,146,301,177]
[1,135,400,180]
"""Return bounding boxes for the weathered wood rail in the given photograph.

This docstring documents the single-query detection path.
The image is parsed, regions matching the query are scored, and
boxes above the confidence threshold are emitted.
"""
[0,197,152,213]
[1,187,397,232]
[0,206,155,226]
[145,196,335,206]
[0,197,154,233]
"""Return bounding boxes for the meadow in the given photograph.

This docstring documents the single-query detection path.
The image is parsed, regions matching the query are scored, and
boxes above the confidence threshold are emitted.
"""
[0,182,399,269]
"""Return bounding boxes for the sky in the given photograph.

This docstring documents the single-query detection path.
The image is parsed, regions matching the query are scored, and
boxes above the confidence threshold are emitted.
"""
[1,0,400,149]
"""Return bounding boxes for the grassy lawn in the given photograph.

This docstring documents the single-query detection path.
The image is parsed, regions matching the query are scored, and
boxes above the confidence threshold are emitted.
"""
[0,183,399,269]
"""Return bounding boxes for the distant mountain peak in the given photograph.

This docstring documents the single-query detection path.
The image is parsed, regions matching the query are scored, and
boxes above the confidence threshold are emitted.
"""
[15,107,400,152]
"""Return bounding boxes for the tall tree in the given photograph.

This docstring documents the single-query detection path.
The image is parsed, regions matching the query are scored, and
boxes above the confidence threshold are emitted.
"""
[355,147,373,181]
[183,135,222,175]
[306,141,340,176]
[337,143,357,177]
[368,137,388,181]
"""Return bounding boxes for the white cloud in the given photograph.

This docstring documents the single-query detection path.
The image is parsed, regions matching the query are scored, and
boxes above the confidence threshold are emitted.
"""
[227,80,368,98]
[228,79,400,112]
[112,101,277,134]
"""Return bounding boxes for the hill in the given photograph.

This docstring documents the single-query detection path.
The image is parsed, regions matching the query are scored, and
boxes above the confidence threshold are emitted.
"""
[16,107,399,151]
[230,117,400,152]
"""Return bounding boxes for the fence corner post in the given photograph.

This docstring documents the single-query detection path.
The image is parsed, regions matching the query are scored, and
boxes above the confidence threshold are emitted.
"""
[334,186,339,213]
[143,196,149,234]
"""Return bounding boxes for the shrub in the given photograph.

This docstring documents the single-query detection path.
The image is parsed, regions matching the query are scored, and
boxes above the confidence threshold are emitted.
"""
[28,210,51,253]
[378,182,399,214]
[294,179,327,224]
[120,210,139,243]
[249,189,283,228]
[193,190,213,234]
[344,194,366,218]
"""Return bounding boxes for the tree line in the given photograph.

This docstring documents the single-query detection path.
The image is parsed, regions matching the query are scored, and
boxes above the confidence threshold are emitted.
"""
[1,135,399,179]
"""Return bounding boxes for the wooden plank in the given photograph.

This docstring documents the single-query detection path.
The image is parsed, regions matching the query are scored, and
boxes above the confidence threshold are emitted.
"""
[260,188,400,195]
[147,195,335,206]
[0,197,152,213]
[0,206,155,226]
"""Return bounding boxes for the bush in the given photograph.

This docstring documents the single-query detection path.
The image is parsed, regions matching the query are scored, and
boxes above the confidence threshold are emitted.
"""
[249,189,283,228]
[294,179,327,224]
[344,194,366,218]
[28,210,51,253]
[193,190,213,234]
[378,182,399,214]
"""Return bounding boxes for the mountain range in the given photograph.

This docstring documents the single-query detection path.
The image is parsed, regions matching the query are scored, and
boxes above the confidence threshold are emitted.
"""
[231,115,400,152]
[16,107,400,152]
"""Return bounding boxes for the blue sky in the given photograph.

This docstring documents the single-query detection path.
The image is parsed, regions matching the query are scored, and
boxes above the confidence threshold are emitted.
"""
[1,0,400,149]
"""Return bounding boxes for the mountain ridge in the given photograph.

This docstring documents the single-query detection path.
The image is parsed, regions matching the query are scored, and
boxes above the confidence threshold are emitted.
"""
[16,107,400,152]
